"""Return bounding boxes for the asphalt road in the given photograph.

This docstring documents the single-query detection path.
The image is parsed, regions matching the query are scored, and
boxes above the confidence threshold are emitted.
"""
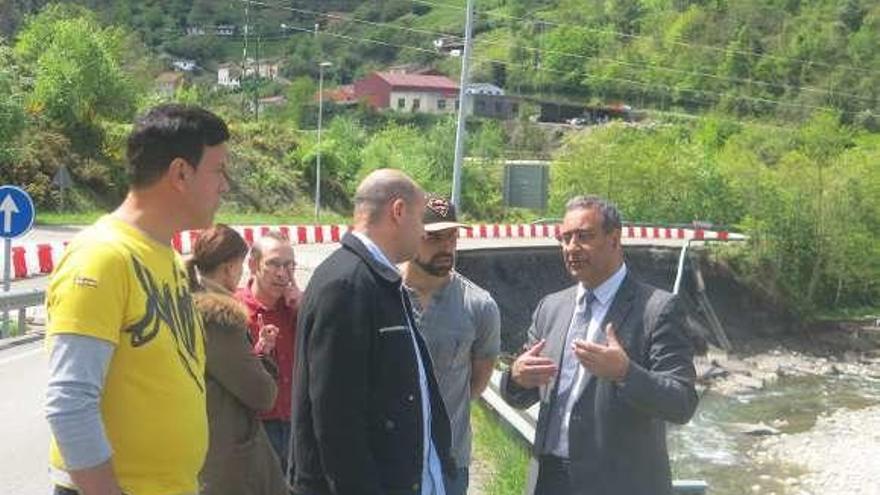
[0,340,49,494]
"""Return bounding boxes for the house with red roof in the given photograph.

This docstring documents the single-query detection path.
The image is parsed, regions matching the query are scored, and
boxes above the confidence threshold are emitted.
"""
[353,72,460,114]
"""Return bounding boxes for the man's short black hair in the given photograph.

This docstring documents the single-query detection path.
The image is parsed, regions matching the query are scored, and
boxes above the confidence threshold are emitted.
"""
[126,104,230,188]
[565,195,623,233]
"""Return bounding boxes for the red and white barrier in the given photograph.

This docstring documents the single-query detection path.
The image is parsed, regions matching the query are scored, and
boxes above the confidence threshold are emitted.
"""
[171,224,353,254]
[1,241,69,280]
[3,224,745,280]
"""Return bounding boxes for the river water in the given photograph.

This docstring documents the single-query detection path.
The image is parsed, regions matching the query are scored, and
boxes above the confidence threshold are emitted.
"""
[669,372,880,494]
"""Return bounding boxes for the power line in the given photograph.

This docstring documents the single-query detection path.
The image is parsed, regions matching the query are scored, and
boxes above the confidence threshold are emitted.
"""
[248,0,877,106]
[248,28,799,150]
[273,19,853,120]
[276,21,439,56]
[240,0,462,41]
[237,2,864,120]
[410,0,880,79]
[639,108,797,133]
[236,26,804,137]
[472,33,877,105]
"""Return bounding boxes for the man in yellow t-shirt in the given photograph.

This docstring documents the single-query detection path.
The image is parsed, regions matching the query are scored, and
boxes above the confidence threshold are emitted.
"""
[45,104,231,495]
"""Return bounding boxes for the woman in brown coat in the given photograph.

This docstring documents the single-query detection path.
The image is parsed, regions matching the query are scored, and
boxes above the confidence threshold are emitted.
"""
[186,224,289,495]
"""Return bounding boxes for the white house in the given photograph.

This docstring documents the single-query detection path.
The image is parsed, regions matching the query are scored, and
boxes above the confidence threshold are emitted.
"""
[172,59,197,72]
[217,59,282,88]
[353,72,460,114]
[215,25,236,36]
[217,64,241,88]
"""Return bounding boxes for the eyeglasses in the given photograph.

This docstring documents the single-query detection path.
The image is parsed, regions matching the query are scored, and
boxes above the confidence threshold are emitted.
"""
[555,229,596,245]
[264,259,296,271]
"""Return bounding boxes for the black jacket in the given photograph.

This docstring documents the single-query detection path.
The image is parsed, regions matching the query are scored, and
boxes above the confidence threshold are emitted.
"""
[291,233,453,495]
[501,274,698,495]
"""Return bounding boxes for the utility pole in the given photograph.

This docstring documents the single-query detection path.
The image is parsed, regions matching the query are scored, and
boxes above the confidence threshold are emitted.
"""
[254,18,261,122]
[242,0,250,117]
[451,0,475,210]
[315,61,332,223]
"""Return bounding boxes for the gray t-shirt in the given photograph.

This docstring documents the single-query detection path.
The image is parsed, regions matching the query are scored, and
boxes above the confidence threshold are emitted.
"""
[408,272,501,468]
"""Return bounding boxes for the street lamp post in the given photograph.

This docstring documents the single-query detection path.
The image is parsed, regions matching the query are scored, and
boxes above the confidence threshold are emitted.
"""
[315,61,332,222]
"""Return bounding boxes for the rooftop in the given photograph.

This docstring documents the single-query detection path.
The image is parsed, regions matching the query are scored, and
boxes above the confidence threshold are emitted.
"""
[375,72,458,91]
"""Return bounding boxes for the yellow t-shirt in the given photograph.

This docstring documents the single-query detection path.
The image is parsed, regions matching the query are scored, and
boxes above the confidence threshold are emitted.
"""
[47,216,207,495]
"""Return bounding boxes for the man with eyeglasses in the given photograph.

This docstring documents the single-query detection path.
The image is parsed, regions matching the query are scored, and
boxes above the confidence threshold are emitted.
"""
[500,195,698,495]
[236,231,301,479]
[402,195,501,495]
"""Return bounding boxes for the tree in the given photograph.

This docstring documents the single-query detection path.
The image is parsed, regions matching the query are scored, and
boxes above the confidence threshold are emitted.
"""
[15,4,140,152]
[838,0,866,33]
[0,42,25,165]
[490,61,507,89]
[606,0,644,35]
[360,119,456,195]
[165,34,222,62]
[284,76,317,128]
[544,26,599,91]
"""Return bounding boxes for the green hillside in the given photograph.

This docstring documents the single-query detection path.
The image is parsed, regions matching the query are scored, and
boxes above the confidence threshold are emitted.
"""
[3,1,878,125]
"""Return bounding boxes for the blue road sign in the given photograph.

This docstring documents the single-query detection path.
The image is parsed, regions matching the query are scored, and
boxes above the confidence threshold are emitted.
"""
[0,186,35,239]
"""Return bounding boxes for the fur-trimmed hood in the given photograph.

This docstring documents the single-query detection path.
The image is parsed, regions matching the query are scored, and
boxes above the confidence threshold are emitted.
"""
[194,283,287,495]
[194,289,250,332]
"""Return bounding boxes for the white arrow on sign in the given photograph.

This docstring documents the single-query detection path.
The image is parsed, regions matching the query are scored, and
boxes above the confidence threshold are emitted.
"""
[0,193,19,234]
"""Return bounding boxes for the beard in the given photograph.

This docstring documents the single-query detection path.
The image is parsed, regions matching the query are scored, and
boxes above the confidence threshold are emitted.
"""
[413,253,454,277]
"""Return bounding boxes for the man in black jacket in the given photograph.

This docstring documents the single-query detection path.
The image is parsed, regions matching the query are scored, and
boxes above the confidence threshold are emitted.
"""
[501,195,698,495]
[291,169,453,495]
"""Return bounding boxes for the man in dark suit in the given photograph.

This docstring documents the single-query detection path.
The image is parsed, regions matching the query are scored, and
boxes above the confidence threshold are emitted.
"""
[291,169,453,495]
[501,195,698,495]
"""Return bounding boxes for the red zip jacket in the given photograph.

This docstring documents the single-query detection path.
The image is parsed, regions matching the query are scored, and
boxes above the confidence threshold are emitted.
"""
[235,280,298,420]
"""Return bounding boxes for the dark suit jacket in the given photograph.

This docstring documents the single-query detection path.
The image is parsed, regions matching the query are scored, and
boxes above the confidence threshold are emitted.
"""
[291,233,453,495]
[500,273,698,495]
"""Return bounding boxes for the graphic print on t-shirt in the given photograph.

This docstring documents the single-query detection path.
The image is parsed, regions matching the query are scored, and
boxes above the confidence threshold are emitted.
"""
[127,255,205,392]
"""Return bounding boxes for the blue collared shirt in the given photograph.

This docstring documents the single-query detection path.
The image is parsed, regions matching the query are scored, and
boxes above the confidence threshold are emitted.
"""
[351,232,447,495]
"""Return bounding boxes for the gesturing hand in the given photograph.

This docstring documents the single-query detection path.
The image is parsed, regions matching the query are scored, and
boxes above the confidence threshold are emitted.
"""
[256,314,279,354]
[511,340,558,389]
[572,323,630,382]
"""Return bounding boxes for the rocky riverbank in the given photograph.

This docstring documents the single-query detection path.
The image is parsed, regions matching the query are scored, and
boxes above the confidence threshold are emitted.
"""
[757,404,880,494]
[696,321,880,495]
[696,321,880,396]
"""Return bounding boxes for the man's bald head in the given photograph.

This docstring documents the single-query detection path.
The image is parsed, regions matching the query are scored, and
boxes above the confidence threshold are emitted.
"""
[352,169,425,263]
[354,169,423,226]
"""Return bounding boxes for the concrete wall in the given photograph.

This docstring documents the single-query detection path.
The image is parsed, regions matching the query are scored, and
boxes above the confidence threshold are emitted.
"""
[389,90,458,114]
[354,73,391,108]
[467,94,519,119]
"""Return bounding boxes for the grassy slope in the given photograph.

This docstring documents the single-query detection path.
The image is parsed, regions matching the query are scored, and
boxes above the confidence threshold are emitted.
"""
[471,402,530,495]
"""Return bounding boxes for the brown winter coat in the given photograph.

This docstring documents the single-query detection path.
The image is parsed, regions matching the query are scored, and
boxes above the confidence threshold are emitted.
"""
[195,283,290,495]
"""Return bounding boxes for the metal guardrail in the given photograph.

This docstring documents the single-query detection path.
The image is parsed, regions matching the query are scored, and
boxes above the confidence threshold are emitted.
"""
[480,371,708,495]
[1,289,45,338]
